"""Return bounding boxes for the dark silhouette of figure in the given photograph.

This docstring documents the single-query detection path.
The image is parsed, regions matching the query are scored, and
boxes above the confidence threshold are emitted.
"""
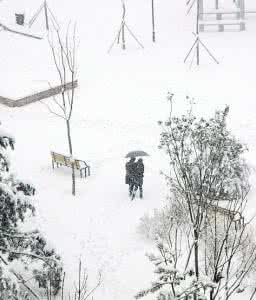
[131,158,144,200]
[125,157,137,196]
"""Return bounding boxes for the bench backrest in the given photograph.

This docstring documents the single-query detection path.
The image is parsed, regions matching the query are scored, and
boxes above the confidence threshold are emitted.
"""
[51,152,88,169]
[196,200,237,219]
[51,152,66,164]
[75,159,90,168]
[51,151,73,167]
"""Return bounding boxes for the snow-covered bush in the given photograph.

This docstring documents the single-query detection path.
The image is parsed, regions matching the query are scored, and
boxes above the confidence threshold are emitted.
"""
[0,122,63,299]
[138,208,173,241]
[138,199,190,242]
[137,98,256,300]
[135,241,216,300]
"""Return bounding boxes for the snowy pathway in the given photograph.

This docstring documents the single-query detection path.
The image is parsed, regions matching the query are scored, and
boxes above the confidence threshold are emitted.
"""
[34,156,166,299]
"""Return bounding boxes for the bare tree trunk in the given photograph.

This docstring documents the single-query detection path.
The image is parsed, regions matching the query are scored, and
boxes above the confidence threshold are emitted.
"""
[66,120,75,196]
[66,120,73,155]
[122,24,125,50]
[204,219,208,275]
[78,260,81,300]
[61,272,65,300]
[47,24,78,196]
[71,162,75,196]
[44,1,49,30]
[250,287,256,300]
[196,43,200,66]
[210,289,214,300]
[194,229,199,300]
[49,281,52,300]
[122,2,126,50]
[194,229,199,279]
[196,0,200,65]
[225,241,229,300]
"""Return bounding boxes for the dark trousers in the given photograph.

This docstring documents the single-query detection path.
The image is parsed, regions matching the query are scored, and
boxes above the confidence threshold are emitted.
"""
[129,181,135,196]
[133,184,143,198]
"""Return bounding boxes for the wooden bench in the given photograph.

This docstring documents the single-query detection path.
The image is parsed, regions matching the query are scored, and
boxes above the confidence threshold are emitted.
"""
[51,151,90,178]
[208,203,244,230]
[199,21,245,32]
[196,201,244,230]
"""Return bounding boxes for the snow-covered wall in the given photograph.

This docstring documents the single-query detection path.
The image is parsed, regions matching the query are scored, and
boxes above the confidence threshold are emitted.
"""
[0,80,78,107]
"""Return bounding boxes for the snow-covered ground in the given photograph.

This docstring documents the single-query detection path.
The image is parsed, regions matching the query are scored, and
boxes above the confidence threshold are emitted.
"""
[1,0,256,299]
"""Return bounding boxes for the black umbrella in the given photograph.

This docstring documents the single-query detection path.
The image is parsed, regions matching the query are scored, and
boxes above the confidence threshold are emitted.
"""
[125,150,149,158]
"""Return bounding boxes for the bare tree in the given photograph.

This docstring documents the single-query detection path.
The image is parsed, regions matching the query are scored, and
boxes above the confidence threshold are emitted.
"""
[60,260,102,300]
[151,0,156,42]
[44,24,78,195]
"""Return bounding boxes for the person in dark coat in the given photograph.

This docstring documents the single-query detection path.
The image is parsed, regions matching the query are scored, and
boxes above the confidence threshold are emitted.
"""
[131,158,144,200]
[125,157,137,196]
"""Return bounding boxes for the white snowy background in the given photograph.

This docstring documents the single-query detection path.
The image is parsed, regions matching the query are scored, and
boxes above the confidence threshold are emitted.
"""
[1,0,256,299]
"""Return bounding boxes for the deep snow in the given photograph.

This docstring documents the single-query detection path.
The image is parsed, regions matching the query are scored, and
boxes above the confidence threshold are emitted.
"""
[1,0,256,299]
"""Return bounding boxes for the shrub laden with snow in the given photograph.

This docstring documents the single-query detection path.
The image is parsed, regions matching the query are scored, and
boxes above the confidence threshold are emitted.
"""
[0,122,63,299]
[137,102,256,300]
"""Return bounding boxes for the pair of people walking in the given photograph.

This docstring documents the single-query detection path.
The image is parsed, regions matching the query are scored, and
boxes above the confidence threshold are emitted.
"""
[125,157,144,200]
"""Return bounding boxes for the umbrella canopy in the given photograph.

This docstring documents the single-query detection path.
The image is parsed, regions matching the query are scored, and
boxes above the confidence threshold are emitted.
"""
[125,150,149,158]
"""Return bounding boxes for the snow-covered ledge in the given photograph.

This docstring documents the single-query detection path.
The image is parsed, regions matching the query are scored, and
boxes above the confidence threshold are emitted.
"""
[0,80,78,107]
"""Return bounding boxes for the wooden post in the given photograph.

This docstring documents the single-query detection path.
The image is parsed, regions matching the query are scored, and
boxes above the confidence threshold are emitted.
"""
[121,1,126,49]
[196,0,200,65]
[44,1,49,31]
[152,0,156,42]
[122,24,125,49]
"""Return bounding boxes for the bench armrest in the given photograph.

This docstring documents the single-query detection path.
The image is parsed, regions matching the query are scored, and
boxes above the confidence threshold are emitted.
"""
[76,159,90,168]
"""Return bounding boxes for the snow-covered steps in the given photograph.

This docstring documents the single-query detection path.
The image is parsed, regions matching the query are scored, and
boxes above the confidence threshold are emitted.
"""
[199,20,246,32]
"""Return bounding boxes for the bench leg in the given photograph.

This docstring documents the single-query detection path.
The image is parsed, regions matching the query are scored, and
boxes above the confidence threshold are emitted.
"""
[52,160,55,169]
[88,167,91,176]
